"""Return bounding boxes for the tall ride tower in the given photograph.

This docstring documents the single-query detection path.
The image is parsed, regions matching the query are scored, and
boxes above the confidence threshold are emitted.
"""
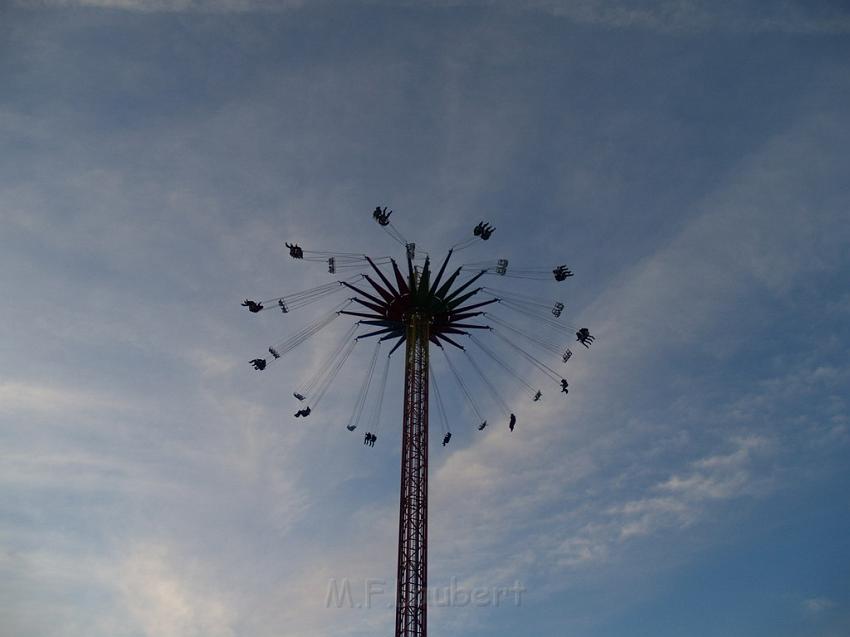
[339,251,491,637]
[395,315,429,636]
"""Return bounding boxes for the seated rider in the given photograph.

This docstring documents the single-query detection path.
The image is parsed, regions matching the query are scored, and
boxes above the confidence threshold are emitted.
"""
[553,265,573,281]
[250,358,267,371]
[575,328,595,348]
[372,206,392,226]
[560,379,569,394]
[473,221,495,240]
[285,242,304,259]
[242,299,263,313]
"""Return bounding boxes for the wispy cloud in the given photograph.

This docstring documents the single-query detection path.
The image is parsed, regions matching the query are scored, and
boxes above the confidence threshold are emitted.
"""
[528,0,850,34]
[803,597,836,614]
[14,0,306,12]
[116,543,237,637]
[15,0,850,34]
[0,380,125,415]
[613,435,771,539]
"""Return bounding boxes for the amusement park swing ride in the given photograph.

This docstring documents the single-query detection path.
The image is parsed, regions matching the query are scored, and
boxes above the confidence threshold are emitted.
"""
[242,208,594,637]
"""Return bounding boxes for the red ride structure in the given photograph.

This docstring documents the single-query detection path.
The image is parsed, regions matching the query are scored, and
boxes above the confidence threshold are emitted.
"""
[243,213,593,637]
[339,251,492,637]
[396,316,429,636]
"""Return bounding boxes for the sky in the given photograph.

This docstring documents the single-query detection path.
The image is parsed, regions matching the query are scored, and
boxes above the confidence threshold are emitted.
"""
[1,1,849,636]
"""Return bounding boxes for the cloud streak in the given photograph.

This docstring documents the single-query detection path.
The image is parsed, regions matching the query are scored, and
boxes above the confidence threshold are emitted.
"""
[14,0,850,35]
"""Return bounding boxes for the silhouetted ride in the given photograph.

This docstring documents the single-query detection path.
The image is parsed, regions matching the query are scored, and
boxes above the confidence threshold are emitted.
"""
[373,206,393,226]
[286,242,304,259]
[576,327,595,348]
[473,221,495,240]
[242,299,263,313]
[553,265,573,281]
[241,206,595,637]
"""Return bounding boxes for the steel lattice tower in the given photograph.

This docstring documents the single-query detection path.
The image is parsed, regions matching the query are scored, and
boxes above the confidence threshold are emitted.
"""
[338,251,490,637]
[395,315,429,636]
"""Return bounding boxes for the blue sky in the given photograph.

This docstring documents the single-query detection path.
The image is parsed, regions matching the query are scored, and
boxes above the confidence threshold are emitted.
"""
[1,1,849,636]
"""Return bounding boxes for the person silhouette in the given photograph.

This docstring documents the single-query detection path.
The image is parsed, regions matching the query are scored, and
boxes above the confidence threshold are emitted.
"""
[373,206,392,226]
[473,221,495,240]
[473,221,495,239]
[553,265,573,281]
[285,243,304,259]
[576,328,595,348]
